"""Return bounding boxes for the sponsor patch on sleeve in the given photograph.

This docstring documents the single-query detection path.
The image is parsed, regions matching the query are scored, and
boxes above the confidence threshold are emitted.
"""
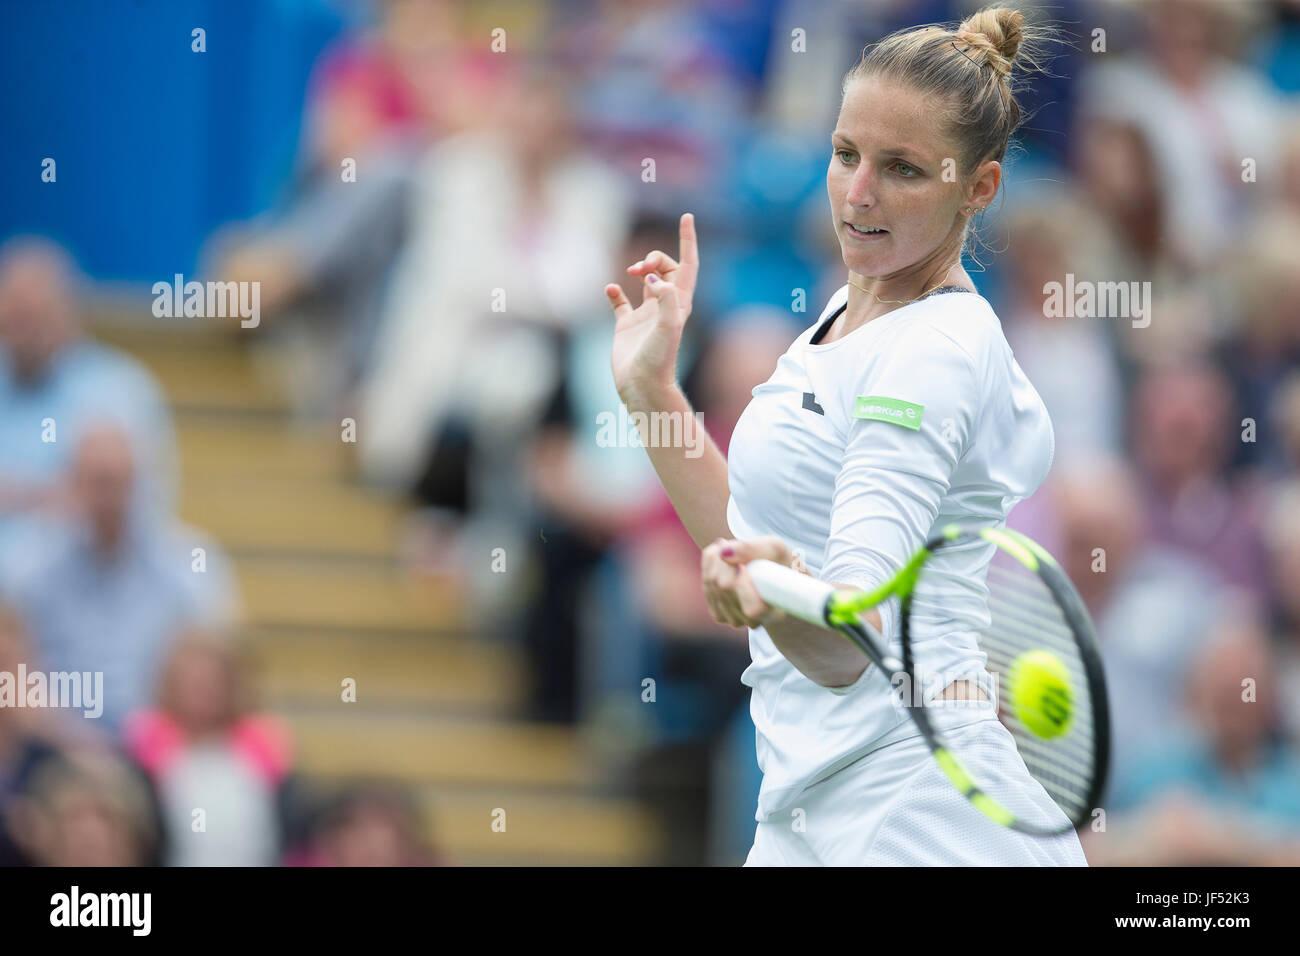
[853,395,924,430]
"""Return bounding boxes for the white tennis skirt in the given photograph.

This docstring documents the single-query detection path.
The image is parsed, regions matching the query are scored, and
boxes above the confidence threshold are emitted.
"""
[744,716,1089,866]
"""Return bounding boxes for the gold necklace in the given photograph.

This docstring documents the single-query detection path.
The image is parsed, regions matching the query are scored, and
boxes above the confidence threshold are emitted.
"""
[847,265,962,306]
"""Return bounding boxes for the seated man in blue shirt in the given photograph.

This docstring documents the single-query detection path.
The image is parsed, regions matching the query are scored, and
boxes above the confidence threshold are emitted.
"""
[0,237,176,542]
[1081,613,1300,864]
[2,424,236,739]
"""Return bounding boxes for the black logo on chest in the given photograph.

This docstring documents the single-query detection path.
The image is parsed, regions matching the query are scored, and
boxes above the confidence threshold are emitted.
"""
[802,392,824,415]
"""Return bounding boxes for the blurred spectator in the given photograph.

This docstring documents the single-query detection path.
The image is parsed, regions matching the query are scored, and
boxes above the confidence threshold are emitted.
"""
[209,46,420,421]
[1077,0,1283,271]
[997,197,1125,469]
[200,0,514,423]
[0,424,238,736]
[1266,106,1300,219]
[557,0,820,316]
[1219,215,1300,474]
[1082,618,1300,865]
[1272,371,1300,475]
[516,214,683,724]
[1264,481,1300,744]
[359,58,633,613]
[303,0,435,150]
[0,237,176,541]
[558,0,756,216]
[1129,361,1269,596]
[8,747,162,867]
[0,606,61,865]
[124,632,293,866]
[1070,116,1171,280]
[291,782,441,866]
[1050,459,1229,787]
[359,58,632,493]
[375,0,508,139]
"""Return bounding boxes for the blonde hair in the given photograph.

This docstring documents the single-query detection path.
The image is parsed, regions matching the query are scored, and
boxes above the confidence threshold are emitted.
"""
[842,6,1058,179]
[20,749,160,864]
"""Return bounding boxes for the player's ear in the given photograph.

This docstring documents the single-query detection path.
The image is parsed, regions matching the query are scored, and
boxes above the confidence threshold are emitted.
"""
[966,159,1001,211]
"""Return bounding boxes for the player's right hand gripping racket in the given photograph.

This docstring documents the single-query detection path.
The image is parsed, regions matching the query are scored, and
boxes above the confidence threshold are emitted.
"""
[746,524,1110,836]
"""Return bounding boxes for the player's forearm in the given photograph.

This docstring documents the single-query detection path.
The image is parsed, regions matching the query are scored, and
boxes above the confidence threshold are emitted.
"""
[761,598,883,688]
[622,383,732,548]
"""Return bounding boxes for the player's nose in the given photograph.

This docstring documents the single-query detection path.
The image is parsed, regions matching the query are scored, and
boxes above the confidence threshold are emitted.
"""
[846,165,878,207]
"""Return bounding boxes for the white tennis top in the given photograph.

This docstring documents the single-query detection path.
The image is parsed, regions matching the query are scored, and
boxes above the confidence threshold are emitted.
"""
[726,283,1055,818]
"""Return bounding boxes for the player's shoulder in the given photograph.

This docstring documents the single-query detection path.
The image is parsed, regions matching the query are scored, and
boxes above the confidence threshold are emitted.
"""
[891,290,1004,368]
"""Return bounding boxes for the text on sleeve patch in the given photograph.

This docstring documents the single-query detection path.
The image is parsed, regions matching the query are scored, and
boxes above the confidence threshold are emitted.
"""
[853,395,924,430]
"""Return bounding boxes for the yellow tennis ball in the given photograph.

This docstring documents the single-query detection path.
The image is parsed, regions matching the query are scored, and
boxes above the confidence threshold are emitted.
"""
[1008,650,1073,739]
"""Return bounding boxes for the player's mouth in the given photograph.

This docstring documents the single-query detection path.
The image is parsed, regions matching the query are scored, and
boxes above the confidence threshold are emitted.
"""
[845,222,889,241]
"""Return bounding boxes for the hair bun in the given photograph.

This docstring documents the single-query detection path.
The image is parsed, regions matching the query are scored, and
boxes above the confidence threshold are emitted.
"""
[959,7,1025,72]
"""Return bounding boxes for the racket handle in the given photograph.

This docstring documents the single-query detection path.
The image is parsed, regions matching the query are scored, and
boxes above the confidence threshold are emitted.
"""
[746,559,834,627]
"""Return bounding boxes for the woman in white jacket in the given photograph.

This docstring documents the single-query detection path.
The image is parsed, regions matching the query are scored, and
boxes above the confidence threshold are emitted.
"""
[605,7,1087,865]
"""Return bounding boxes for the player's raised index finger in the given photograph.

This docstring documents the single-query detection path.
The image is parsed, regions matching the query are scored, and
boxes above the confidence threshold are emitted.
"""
[678,213,699,271]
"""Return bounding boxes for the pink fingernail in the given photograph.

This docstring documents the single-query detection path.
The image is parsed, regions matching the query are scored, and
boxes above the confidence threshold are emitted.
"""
[646,274,658,285]
[721,546,734,557]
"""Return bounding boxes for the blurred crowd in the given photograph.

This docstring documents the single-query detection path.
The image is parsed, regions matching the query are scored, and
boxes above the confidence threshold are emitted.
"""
[3,0,1300,866]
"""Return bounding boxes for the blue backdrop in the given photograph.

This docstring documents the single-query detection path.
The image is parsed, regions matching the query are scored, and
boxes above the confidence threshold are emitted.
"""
[0,0,352,281]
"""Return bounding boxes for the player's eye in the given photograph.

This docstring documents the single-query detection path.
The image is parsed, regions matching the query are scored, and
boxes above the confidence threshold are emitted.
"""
[894,161,920,177]
[834,149,856,164]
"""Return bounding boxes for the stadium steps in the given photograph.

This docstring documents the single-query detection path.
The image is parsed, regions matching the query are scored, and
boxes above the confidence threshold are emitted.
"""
[422,789,657,866]
[176,416,348,481]
[179,478,403,559]
[95,317,661,866]
[233,557,465,631]
[92,321,284,414]
[284,712,590,788]
[248,626,520,714]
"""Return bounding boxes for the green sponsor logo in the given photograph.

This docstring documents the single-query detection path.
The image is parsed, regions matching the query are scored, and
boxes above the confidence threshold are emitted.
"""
[853,395,924,430]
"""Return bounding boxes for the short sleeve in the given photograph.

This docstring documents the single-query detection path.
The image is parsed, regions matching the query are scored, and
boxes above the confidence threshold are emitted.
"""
[819,323,981,645]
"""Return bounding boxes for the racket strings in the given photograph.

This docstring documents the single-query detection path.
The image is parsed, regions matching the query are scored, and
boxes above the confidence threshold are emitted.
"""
[980,557,1097,823]
[906,554,1098,828]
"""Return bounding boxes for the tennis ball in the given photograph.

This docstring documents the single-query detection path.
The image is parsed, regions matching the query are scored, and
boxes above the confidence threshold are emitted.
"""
[1008,650,1073,739]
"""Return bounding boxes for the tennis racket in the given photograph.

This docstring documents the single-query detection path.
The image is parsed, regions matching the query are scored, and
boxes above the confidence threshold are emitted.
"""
[746,524,1110,836]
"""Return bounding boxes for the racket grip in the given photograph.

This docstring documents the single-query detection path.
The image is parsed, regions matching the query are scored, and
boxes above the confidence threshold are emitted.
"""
[746,559,834,627]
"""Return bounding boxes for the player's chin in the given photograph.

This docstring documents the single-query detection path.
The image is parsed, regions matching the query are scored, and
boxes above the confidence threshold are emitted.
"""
[842,245,901,275]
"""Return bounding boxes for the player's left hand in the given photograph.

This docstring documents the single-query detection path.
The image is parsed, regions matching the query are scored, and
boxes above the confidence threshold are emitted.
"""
[701,536,796,628]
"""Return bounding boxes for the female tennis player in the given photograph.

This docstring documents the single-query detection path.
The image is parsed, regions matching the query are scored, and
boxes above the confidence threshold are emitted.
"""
[605,7,1086,865]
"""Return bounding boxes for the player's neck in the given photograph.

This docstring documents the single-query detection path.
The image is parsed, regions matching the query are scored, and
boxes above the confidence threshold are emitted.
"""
[836,262,973,338]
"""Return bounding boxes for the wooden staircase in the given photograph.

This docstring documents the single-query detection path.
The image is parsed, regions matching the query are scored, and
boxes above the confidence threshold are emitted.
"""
[93,319,660,865]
